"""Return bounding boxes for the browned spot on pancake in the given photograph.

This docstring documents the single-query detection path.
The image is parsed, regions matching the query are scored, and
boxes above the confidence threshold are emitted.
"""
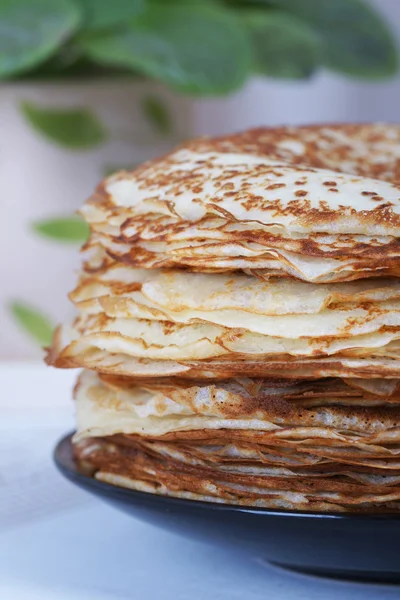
[266,183,286,190]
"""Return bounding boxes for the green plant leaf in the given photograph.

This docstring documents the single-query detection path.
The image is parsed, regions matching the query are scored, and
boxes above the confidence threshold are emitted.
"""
[162,0,220,3]
[20,101,107,149]
[265,0,398,78]
[245,11,319,79]
[9,301,54,347]
[142,96,173,135]
[32,216,90,242]
[0,0,81,78]
[77,0,144,30]
[80,3,252,95]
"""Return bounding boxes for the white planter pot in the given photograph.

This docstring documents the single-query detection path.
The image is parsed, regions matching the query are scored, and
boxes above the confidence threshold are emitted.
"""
[1,79,193,359]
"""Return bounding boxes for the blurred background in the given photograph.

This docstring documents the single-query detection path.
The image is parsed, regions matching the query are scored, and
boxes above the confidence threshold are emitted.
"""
[2,0,400,360]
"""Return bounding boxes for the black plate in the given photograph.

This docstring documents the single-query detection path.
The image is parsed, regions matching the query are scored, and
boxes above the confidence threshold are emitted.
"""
[55,433,400,584]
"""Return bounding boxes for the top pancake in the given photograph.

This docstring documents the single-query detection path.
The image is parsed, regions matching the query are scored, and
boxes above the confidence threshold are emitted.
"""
[80,124,400,282]
[99,150,400,235]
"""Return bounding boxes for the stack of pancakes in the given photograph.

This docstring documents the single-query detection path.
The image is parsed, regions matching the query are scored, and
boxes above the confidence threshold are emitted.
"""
[49,124,400,512]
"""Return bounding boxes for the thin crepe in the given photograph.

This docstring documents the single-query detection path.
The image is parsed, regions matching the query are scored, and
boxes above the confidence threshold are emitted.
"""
[74,370,400,443]
[73,432,400,512]
[48,264,400,378]
[78,124,400,283]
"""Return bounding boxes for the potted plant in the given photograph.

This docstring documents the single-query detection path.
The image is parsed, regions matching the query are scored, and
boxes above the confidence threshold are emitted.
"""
[2,0,397,357]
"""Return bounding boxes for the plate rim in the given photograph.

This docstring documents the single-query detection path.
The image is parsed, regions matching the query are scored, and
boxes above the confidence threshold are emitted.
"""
[54,431,400,522]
